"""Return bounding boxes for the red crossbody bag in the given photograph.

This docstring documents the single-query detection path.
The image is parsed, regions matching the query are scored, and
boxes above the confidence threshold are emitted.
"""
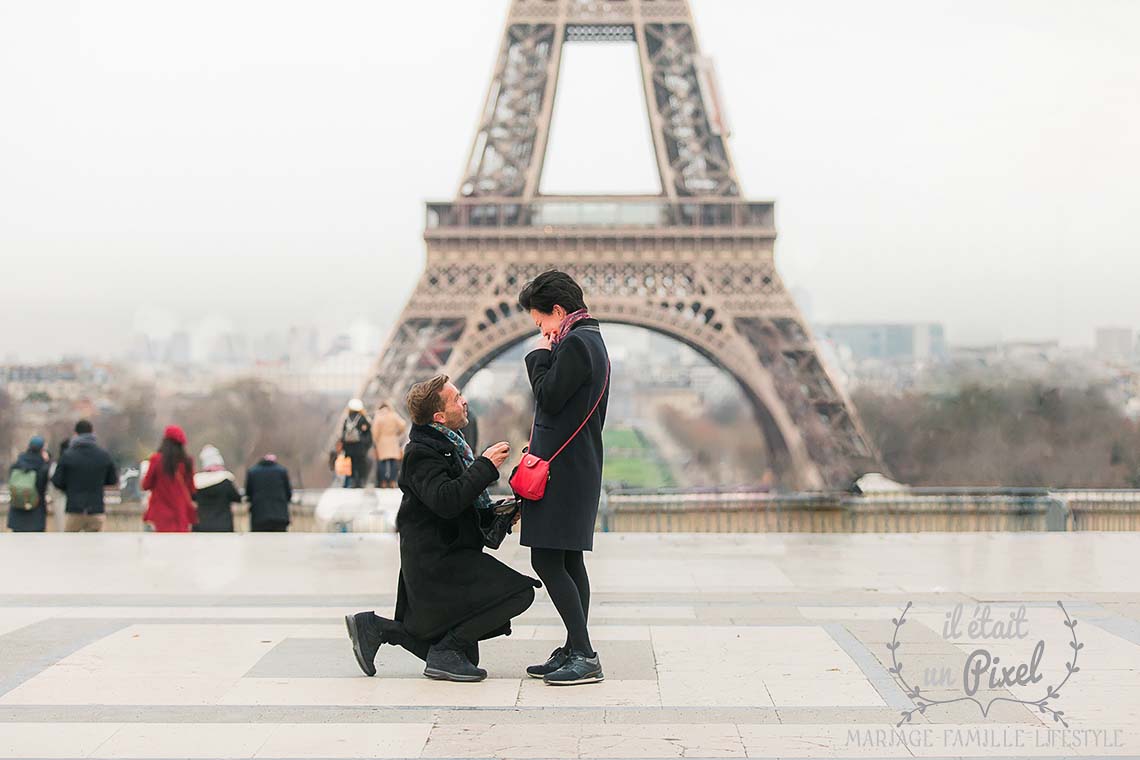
[509,361,610,502]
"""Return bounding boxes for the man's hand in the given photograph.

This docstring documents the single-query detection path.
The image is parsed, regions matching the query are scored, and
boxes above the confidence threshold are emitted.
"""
[511,510,521,526]
[481,441,511,468]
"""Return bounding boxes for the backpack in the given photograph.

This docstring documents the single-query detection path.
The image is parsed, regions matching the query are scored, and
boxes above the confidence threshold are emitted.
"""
[8,468,40,511]
[343,415,362,444]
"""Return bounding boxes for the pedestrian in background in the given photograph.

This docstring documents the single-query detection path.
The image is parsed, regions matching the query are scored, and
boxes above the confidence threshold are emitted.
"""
[142,425,197,533]
[245,454,292,532]
[51,419,118,532]
[7,436,50,533]
[372,401,407,488]
[192,444,241,532]
[340,398,373,488]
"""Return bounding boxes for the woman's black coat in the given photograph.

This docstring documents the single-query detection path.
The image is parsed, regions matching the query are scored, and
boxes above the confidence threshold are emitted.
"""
[7,450,50,532]
[519,318,610,552]
[394,424,539,642]
[192,473,241,532]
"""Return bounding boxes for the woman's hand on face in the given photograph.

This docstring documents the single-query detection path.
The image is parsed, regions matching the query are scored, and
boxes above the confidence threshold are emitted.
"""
[535,333,552,351]
[481,441,511,468]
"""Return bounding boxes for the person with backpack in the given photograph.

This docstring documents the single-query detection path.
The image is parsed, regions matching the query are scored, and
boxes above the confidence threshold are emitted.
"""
[7,436,50,532]
[340,398,373,488]
[142,425,197,533]
[51,419,119,532]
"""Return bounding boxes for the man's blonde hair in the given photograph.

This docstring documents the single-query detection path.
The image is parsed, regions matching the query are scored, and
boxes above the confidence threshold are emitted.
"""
[406,375,450,425]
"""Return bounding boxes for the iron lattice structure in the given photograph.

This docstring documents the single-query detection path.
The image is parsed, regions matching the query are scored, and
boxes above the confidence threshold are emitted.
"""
[354,0,881,489]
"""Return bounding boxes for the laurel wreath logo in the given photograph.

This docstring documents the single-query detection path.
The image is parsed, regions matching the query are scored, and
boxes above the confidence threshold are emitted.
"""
[887,600,1081,728]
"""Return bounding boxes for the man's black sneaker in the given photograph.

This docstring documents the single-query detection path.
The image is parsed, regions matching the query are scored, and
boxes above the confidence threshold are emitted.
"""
[344,612,384,677]
[543,650,603,686]
[525,645,570,679]
[424,633,487,682]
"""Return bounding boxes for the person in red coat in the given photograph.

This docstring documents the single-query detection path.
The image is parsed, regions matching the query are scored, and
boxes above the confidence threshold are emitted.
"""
[142,425,197,532]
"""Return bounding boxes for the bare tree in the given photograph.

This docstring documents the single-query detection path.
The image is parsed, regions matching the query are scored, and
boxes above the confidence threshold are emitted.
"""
[854,382,1140,488]
[174,380,342,488]
[0,388,17,462]
[656,401,769,487]
[96,384,158,467]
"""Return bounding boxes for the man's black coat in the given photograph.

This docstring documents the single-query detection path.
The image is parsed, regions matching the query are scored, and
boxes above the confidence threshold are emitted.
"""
[394,424,539,642]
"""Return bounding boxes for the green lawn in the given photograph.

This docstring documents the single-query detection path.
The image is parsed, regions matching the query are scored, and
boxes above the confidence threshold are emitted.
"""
[603,457,675,489]
[601,426,675,488]
[604,428,647,450]
[603,456,675,490]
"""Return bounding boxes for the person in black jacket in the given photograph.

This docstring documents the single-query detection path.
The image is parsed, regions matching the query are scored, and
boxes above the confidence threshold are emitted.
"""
[7,436,50,532]
[51,420,118,532]
[344,375,538,682]
[516,270,610,686]
[244,454,292,532]
[192,445,241,532]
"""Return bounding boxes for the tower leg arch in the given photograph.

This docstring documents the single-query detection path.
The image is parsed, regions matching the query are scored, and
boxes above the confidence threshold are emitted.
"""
[445,305,822,489]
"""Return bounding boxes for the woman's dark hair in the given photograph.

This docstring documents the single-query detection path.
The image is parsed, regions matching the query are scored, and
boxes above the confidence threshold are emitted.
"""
[159,438,190,477]
[518,270,587,315]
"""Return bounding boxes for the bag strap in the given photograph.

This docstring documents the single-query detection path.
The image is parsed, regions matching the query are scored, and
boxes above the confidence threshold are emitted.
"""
[524,360,610,463]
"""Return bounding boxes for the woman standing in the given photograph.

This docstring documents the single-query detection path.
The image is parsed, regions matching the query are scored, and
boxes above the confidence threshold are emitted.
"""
[516,270,610,686]
[142,425,197,533]
[192,445,241,532]
[372,401,407,488]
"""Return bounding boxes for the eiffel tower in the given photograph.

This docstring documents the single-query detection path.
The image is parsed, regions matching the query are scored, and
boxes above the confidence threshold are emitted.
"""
[354,0,881,489]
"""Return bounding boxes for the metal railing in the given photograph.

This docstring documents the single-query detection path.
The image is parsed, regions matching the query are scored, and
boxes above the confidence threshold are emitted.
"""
[425,198,775,231]
[595,487,1140,533]
[0,488,326,533]
[6,486,1140,533]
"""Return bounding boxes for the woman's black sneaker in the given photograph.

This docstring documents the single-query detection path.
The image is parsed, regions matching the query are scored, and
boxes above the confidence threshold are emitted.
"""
[543,650,603,686]
[526,645,570,679]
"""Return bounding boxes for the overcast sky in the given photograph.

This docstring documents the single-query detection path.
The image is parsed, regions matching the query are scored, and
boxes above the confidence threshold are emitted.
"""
[1,0,1138,361]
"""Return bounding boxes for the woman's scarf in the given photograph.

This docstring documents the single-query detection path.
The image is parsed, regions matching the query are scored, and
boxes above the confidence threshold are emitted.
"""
[552,308,593,346]
[429,423,493,511]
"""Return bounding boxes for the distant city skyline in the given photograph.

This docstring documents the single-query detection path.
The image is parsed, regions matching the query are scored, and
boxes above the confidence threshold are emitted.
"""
[2,0,1138,361]
[5,312,1139,368]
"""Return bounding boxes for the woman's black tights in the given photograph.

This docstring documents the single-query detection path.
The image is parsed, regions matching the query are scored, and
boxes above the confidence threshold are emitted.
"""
[530,548,593,656]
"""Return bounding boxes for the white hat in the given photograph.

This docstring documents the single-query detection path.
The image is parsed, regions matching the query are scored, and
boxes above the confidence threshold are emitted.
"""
[199,444,225,470]
[347,398,365,412]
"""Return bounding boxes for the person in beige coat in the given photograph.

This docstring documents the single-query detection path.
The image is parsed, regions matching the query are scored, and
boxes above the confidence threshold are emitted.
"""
[372,401,408,488]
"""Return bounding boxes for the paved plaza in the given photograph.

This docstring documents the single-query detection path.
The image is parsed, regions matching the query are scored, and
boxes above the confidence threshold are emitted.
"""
[1,531,1139,759]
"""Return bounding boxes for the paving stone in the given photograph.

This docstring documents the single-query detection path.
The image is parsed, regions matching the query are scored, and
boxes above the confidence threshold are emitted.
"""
[0,532,1137,758]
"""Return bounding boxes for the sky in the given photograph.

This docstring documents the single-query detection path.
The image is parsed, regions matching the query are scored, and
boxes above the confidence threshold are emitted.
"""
[1,0,1138,361]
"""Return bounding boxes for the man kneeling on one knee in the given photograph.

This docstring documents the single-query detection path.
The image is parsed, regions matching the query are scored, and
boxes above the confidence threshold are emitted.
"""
[346,375,539,682]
